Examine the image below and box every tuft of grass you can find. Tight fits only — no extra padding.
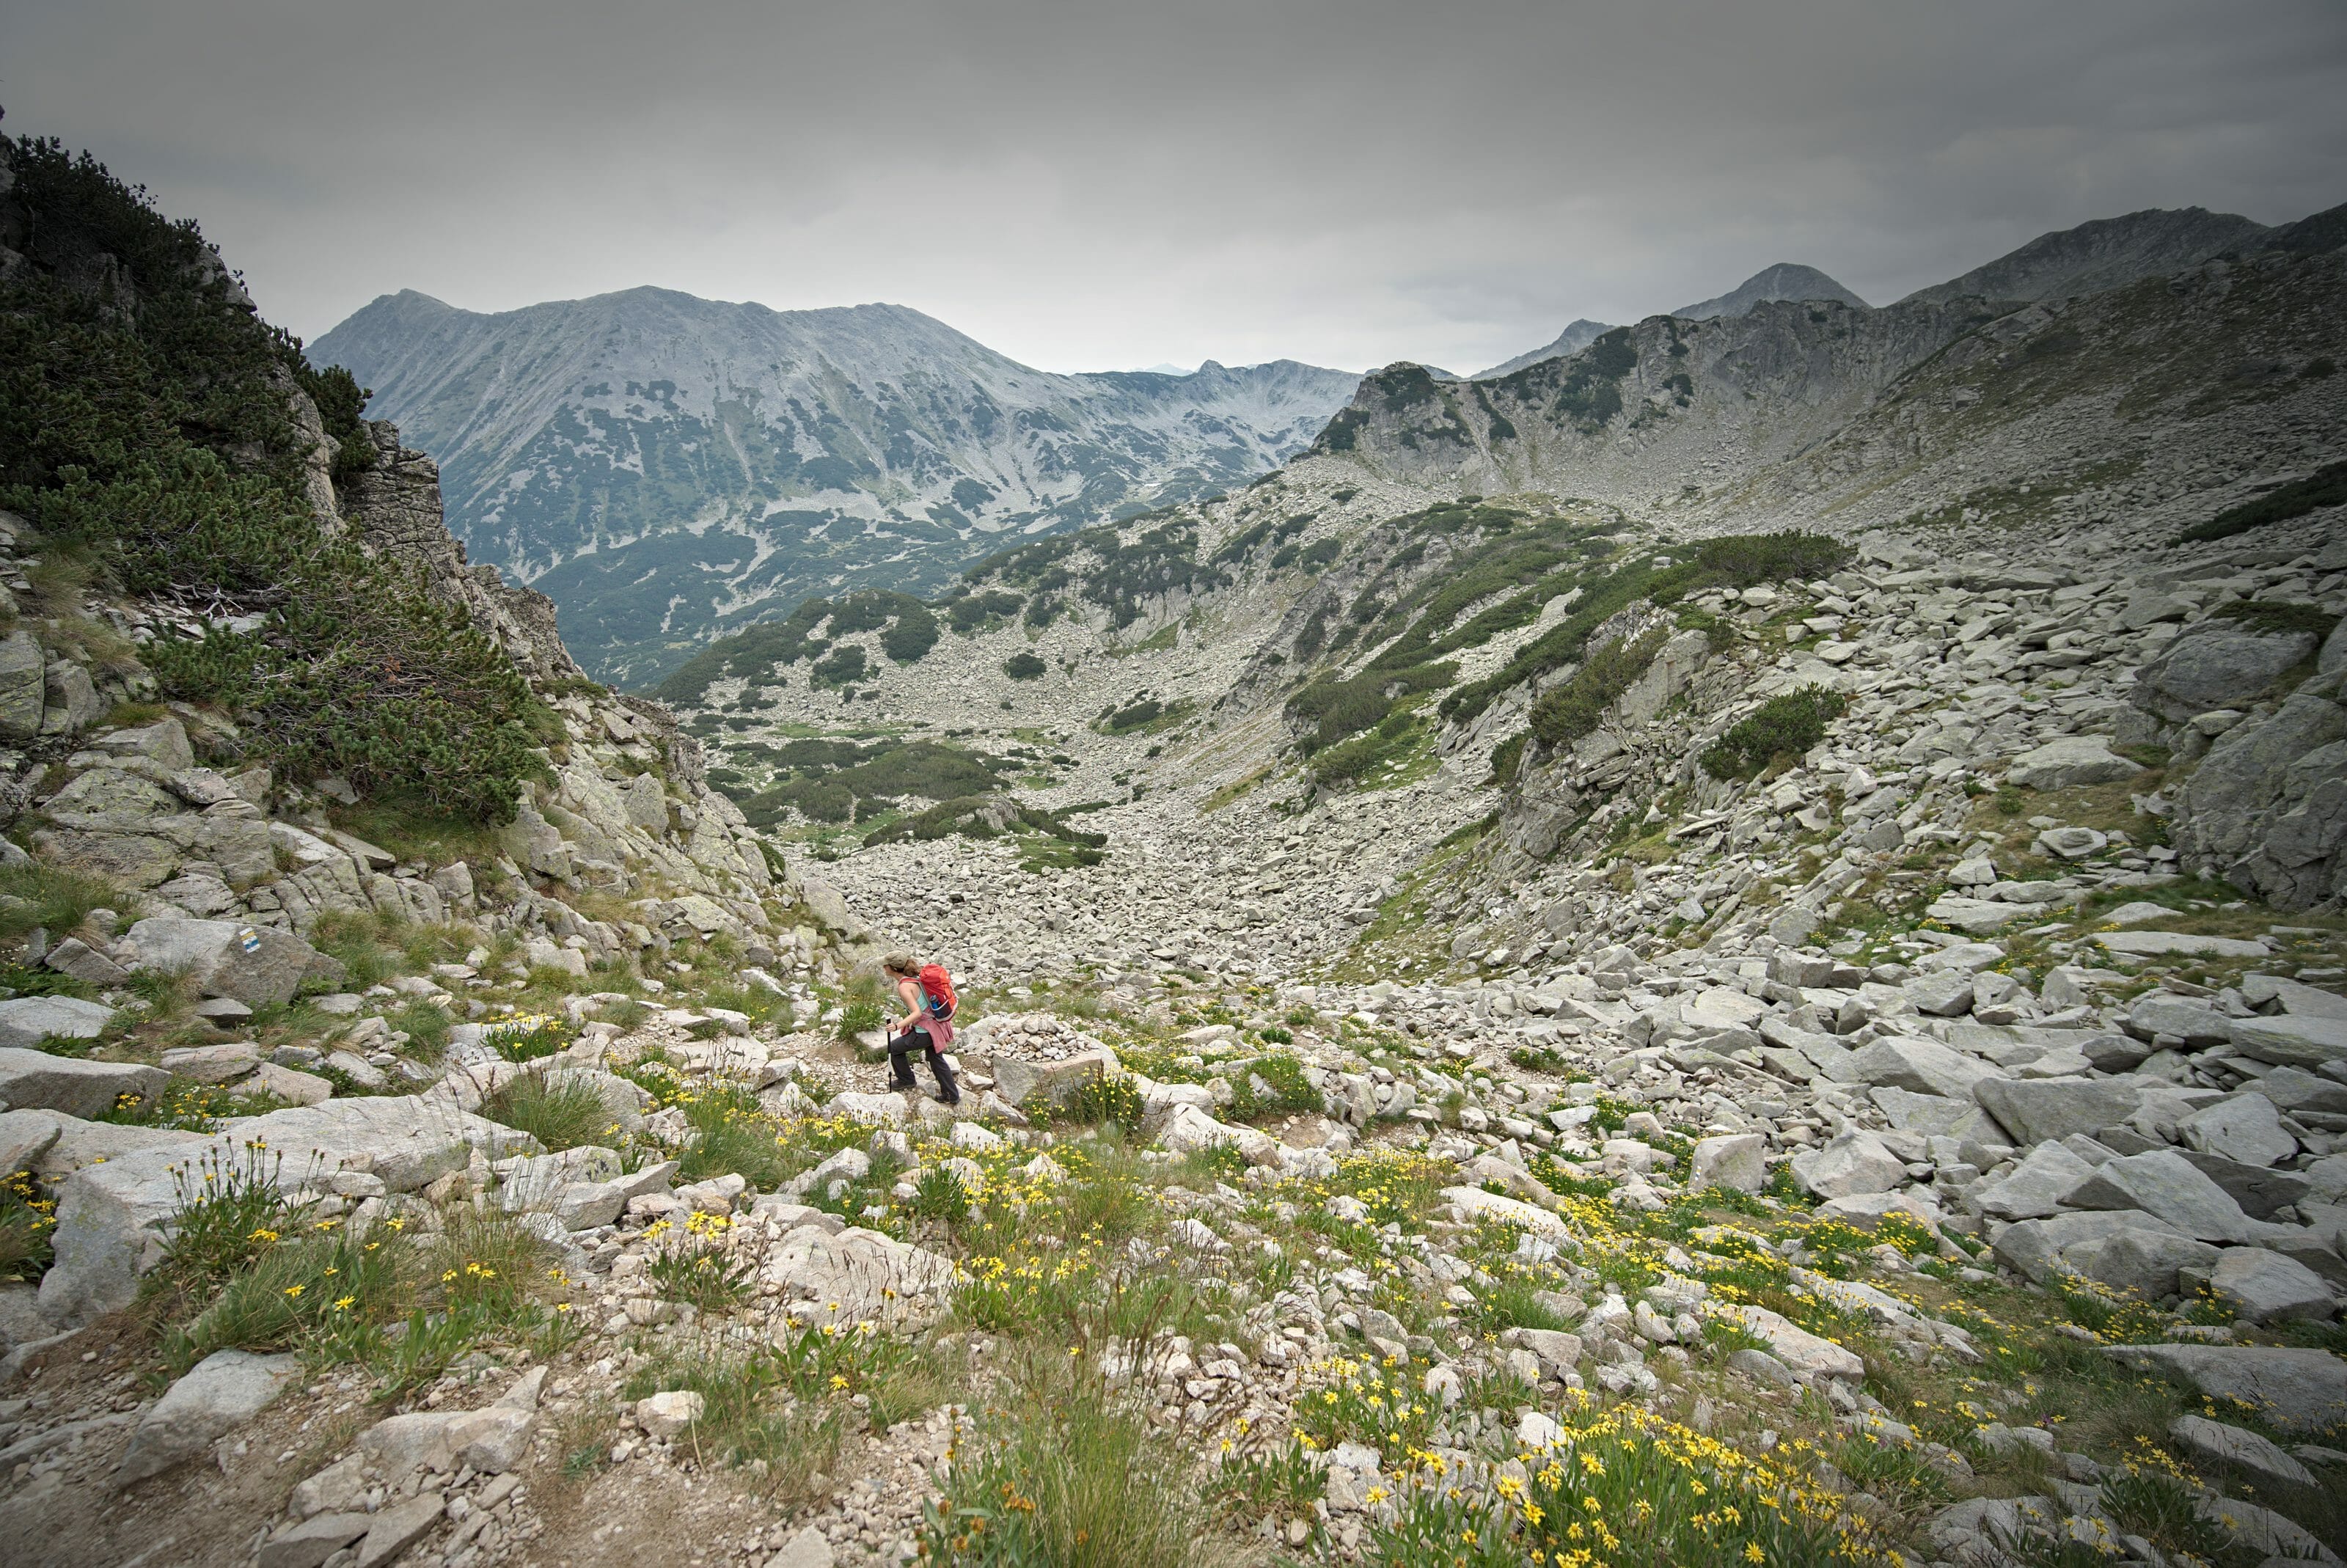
[480,1072,614,1153]
[918,1363,1242,1568]
[0,862,131,942]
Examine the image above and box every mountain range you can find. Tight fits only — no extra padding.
[310,289,1358,684]
[1465,205,2276,383]
[314,204,2305,687]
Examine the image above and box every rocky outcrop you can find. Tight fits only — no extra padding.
[2168,670,2347,910]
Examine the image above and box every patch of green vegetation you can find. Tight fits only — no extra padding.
[1442,532,1850,728]
[1097,696,1194,736]
[1001,651,1047,680]
[727,736,1014,828]
[863,796,1108,860]
[653,590,942,703]
[966,515,1229,631]
[1548,325,1639,428]
[1702,686,1848,780]
[1285,662,1454,754]
[1528,628,1664,746]
[1307,707,1434,790]
[2208,599,2340,640]
[0,136,544,819]
[2176,460,2347,543]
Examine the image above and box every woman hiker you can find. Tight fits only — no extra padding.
[883,951,962,1105]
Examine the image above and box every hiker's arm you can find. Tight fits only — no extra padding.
[895,975,921,1030]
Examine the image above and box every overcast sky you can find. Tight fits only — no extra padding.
[8,0,2345,375]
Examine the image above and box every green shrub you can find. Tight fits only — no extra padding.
[1701,686,1847,779]
[1528,629,1663,744]
[0,136,541,821]
[810,645,868,688]
[1003,651,1047,680]
[2177,460,2347,543]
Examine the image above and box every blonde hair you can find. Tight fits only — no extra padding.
[882,951,919,976]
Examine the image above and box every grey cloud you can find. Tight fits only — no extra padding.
[5,0,2342,373]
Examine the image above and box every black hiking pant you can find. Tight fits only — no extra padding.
[888,1027,960,1102]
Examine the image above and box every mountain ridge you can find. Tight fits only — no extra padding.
[310,287,1361,684]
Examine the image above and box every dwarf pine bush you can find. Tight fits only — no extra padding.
[0,133,542,821]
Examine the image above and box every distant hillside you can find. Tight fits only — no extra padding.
[310,288,1358,684]
[1897,206,2267,306]
[1672,263,1869,321]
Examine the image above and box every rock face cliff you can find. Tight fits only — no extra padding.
[311,287,1361,684]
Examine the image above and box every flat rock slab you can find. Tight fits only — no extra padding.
[2230,1014,2347,1068]
[1722,1303,1865,1382]
[2061,1149,2255,1243]
[1974,1076,2143,1146]
[2168,1413,2317,1489]
[2095,931,2270,959]
[2007,736,2144,789]
[117,1348,300,1483]
[37,1095,536,1327]
[2105,1344,2347,1432]
[0,1046,163,1118]
[0,997,119,1054]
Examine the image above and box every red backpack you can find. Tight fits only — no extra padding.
[917,964,957,1021]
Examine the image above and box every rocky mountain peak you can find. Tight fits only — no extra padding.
[1671,260,1870,320]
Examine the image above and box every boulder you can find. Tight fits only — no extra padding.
[2095,930,2271,960]
[2167,1414,2317,1490]
[38,1095,533,1326]
[2059,1150,2255,1243]
[634,1390,705,1439]
[1157,1101,1278,1167]
[2178,1094,2296,1168]
[114,917,336,1009]
[1790,1130,1906,1200]
[0,631,45,740]
[797,879,868,940]
[1992,1209,2190,1285]
[1688,1134,1765,1194]
[1844,1036,1995,1100]
[766,1527,836,1568]
[1,1107,205,1177]
[2209,1247,2337,1323]
[2133,619,2320,721]
[1902,970,1974,1017]
[2170,682,2347,912]
[2057,1227,2222,1300]
[2175,1148,2313,1220]
[1720,1304,1864,1382]
[2103,1345,2347,1432]
[1972,1077,2145,1147]
[117,1349,300,1483]
[0,997,118,1053]
[0,1046,163,1118]
[1974,1143,2097,1221]
[2230,1014,2347,1068]
[158,1042,262,1085]
[1442,1186,1574,1239]
[2127,993,2236,1046]
[359,1367,543,1475]
[989,1048,1120,1112]
[759,1223,955,1325]
[2006,736,2144,790]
